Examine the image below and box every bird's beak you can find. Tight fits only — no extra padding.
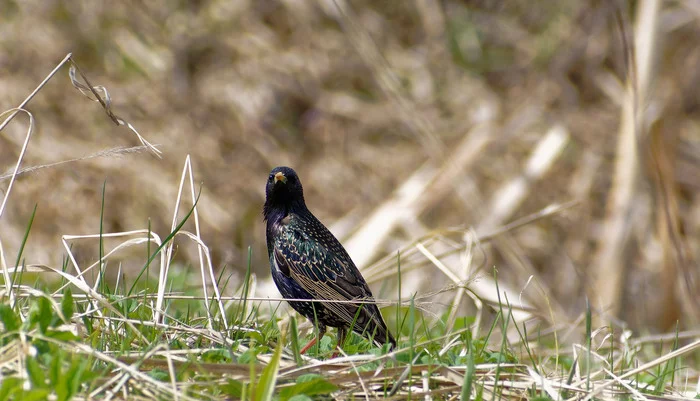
[274,172,287,184]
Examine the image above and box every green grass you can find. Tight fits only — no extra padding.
[2,239,699,400]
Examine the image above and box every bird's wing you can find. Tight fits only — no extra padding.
[273,220,379,328]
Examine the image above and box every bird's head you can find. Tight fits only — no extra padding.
[264,166,306,219]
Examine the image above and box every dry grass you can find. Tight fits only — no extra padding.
[1,0,700,399]
[1,0,698,331]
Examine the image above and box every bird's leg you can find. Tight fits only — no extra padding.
[300,325,326,355]
[331,327,347,358]
[299,336,319,354]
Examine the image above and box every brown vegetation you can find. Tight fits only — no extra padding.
[2,0,699,333]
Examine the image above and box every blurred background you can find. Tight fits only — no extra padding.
[1,0,699,333]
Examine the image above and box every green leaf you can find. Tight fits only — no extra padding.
[296,373,324,383]
[461,351,475,400]
[45,329,79,342]
[49,351,62,388]
[279,377,338,401]
[201,349,231,363]
[26,356,46,388]
[288,396,313,401]
[453,316,476,331]
[289,316,302,365]
[245,330,264,345]
[255,338,283,401]
[148,368,170,382]
[16,389,51,401]
[238,349,256,364]
[0,377,22,401]
[0,304,19,332]
[221,379,244,398]
[61,289,74,323]
[60,357,87,401]
[55,367,69,401]
[13,204,37,281]
[27,297,53,334]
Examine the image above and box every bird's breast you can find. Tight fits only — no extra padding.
[268,214,290,238]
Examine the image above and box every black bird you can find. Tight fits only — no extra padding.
[263,166,396,355]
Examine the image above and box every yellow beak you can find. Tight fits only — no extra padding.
[274,172,287,184]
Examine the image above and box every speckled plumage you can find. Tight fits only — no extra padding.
[263,166,396,352]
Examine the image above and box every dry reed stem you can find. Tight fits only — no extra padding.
[591,0,659,320]
[161,155,228,330]
[0,53,162,314]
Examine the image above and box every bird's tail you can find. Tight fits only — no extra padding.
[369,321,396,349]
[363,306,397,349]
[380,328,397,349]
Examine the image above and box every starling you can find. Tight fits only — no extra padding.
[263,166,396,355]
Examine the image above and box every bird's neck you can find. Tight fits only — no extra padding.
[264,202,310,255]
[263,201,309,226]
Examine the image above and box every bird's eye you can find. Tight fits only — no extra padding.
[268,173,274,182]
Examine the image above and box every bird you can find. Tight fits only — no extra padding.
[263,166,396,355]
